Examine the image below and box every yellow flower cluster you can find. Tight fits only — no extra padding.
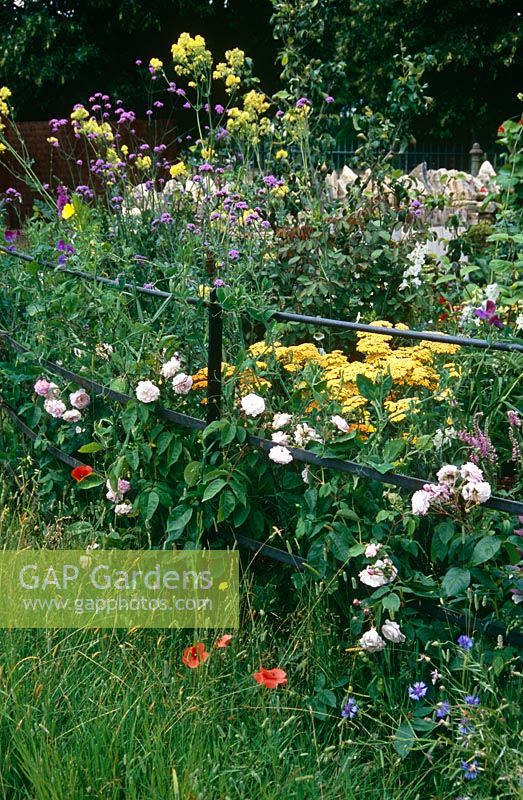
[213,48,246,93]
[248,321,460,423]
[149,58,163,72]
[171,33,213,80]
[0,86,11,150]
[72,113,114,142]
[169,161,188,180]
[135,155,152,171]
[191,363,271,393]
[226,91,271,144]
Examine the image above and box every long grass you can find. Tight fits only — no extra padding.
[0,475,521,800]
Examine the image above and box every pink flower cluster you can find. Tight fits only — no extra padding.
[411,462,492,516]
[34,379,89,425]
[106,477,133,515]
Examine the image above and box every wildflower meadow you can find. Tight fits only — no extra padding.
[0,7,522,800]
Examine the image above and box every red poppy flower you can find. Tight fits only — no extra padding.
[71,465,94,482]
[215,634,233,649]
[497,125,505,135]
[182,643,209,668]
[253,667,287,689]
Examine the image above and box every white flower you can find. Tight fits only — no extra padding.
[436,464,458,485]
[43,398,66,418]
[301,468,310,484]
[268,445,293,465]
[461,480,491,505]
[359,627,385,653]
[460,462,484,483]
[515,313,523,331]
[95,342,114,360]
[271,430,290,446]
[69,389,90,410]
[331,414,349,433]
[359,558,397,588]
[62,409,82,423]
[114,501,133,515]
[46,382,61,399]
[135,380,160,403]
[172,373,193,395]
[364,543,381,559]
[74,426,84,434]
[161,355,181,378]
[293,422,321,447]
[411,489,432,515]
[381,619,406,643]
[241,393,265,417]
[485,283,500,302]
[272,412,292,430]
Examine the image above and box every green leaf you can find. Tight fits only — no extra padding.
[203,479,227,502]
[470,536,501,566]
[442,567,471,597]
[431,521,455,563]
[166,507,193,536]
[156,431,173,455]
[76,474,105,490]
[382,592,400,612]
[217,490,236,522]
[184,461,201,487]
[356,373,377,400]
[77,442,104,454]
[394,722,415,758]
[144,491,159,521]
[121,404,138,433]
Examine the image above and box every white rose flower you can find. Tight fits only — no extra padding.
[364,543,381,559]
[44,398,66,418]
[411,489,432,515]
[359,558,397,588]
[161,355,181,378]
[241,393,265,417]
[462,480,491,505]
[271,431,290,446]
[69,389,90,410]
[172,373,193,395]
[293,422,321,447]
[135,380,160,403]
[381,619,406,643]
[272,412,292,430]
[114,501,133,515]
[460,462,484,483]
[436,464,458,485]
[268,445,293,465]
[359,627,385,653]
[62,409,82,423]
[331,414,349,433]
[301,468,310,484]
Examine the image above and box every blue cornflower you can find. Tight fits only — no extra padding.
[408,682,428,700]
[435,699,451,719]
[461,759,481,780]
[457,634,474,650]
[464,694,480,706]
[458,719,475,736]
[341,697,359,719]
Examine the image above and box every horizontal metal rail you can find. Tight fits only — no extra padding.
[1,401,521,646]
[1,330,522,516]
[2,246,523,353]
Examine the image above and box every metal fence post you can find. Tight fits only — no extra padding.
[206,287,223,424]
[469,142,483,176]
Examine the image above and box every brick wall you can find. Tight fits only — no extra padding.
[0,120,179,224]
